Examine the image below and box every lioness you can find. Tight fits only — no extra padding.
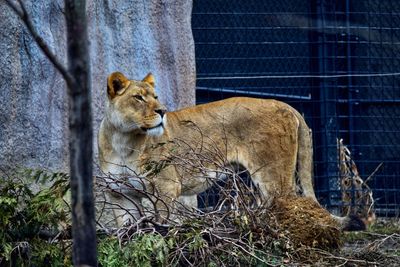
[98,72,365,230]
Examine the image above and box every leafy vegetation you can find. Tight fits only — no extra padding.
[1,169,399,266]
[98,234,171,267]
[0,169,71,266]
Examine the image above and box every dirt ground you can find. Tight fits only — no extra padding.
[325,218,400,266]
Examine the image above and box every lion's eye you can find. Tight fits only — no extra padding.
[134,95,145,102]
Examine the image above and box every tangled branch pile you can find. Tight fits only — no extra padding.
[97,165,343,266]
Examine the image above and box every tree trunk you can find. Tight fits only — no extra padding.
[64,0,97,266]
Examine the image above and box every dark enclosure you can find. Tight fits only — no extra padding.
[192,0,400,216]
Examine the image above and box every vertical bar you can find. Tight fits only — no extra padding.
[312,0,340,210]
[345,0,356,210]
[316,0,334,208]
[346,0,354,150]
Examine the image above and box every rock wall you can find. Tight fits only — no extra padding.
[0,0,196,171]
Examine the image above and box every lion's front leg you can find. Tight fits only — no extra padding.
[105,192,142,227]
[177,195,198,209]
[148,168,182,223]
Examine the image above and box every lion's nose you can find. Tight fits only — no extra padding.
[155,108,166,118]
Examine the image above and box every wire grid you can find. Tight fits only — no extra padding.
[192,0,400,216]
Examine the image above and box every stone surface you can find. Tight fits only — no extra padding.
[0,0,196,171]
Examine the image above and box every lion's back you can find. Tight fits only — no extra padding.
[166,97,300,141]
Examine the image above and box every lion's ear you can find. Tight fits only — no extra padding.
[142,73,155,87]
[107,72,130,99]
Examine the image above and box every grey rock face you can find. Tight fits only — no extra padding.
[0,0,196,171]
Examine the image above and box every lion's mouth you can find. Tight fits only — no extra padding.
[141,123,163,132]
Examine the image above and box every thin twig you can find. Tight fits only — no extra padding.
[364,162,383,184]
[318,250,379,266]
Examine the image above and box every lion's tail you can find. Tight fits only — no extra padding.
[294,110,366,231]
[294,110,316,201]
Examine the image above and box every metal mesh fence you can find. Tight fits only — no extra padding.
[192,0,400,216]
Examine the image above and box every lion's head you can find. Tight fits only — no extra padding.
[105,72,167,136]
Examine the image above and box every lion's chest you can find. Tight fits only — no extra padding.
[101,151,145,193]
[102,154,139,175]
[101,132,142,176]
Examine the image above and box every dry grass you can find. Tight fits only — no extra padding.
[272,196,342,250]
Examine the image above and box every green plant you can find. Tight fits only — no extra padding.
[98,234,170,267]
[0,169,71,266]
